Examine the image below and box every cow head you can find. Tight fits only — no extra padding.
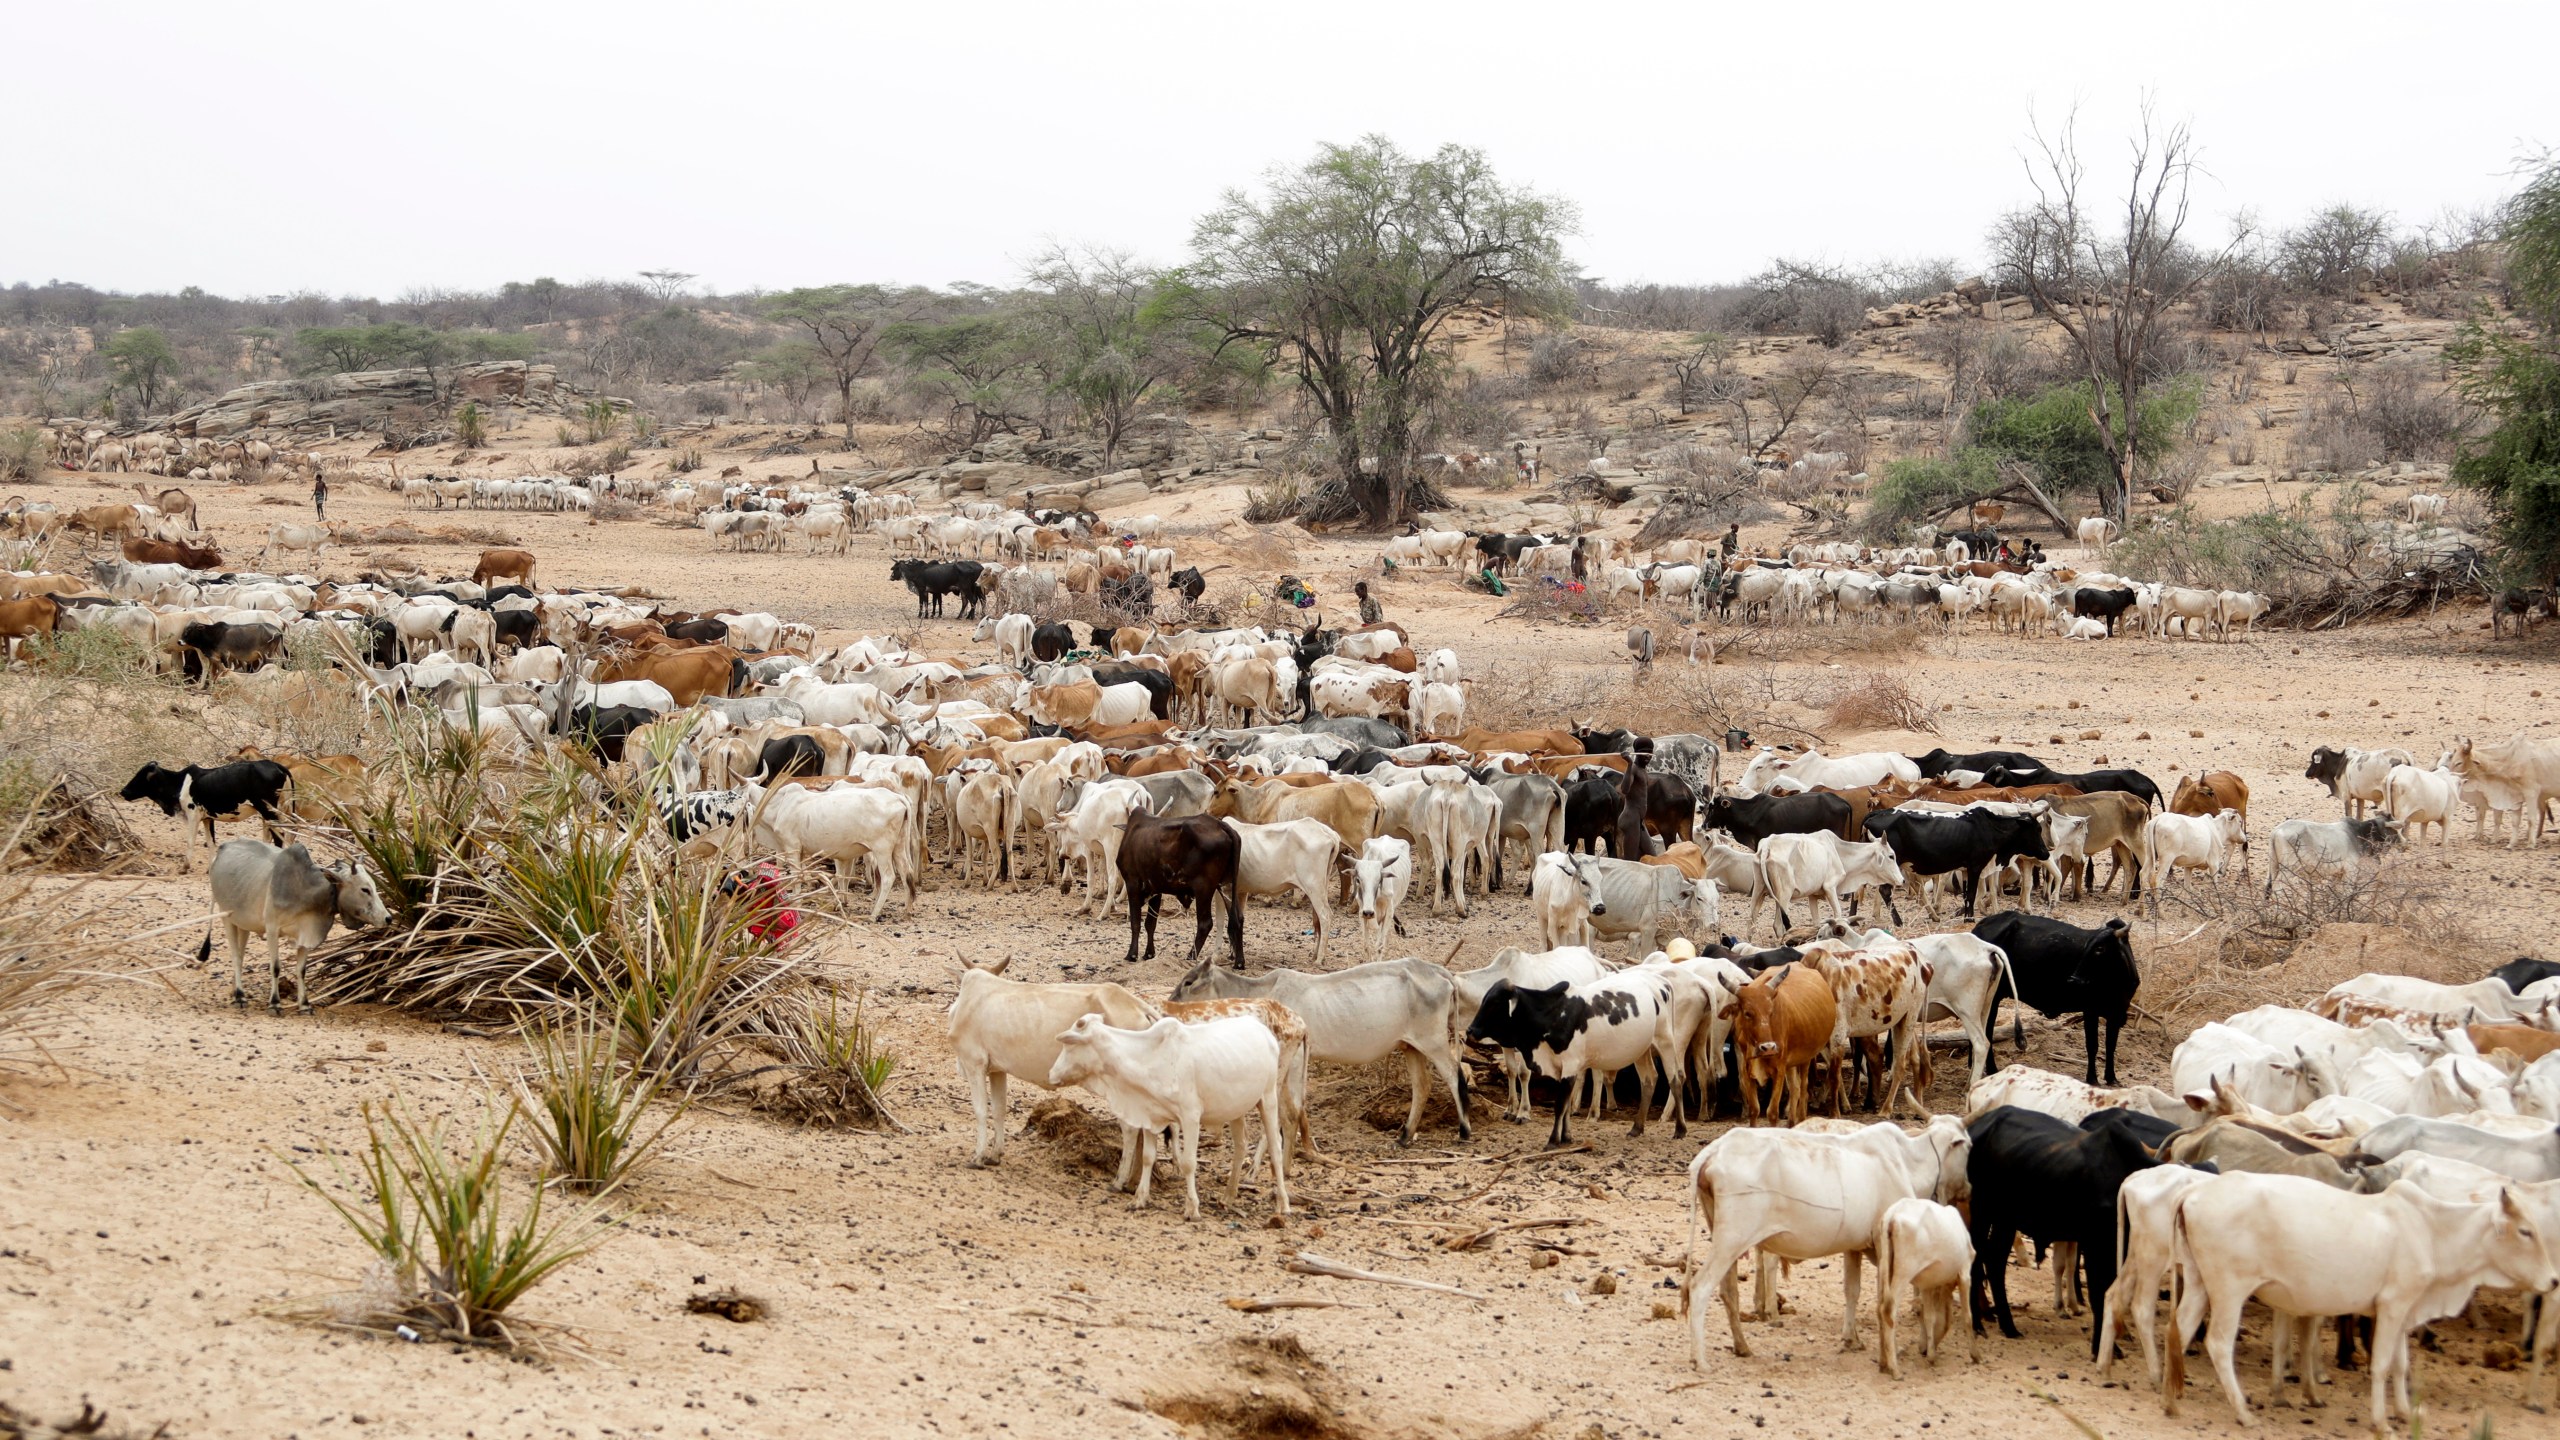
[2304,745,2348,794]
[2346,817,2405,856]
[1725,964,1790,1058]
[119,761,184,813]
[328,862,391,929]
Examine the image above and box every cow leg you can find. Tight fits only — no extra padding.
[1840,1248,1865,1350]
[1399,1049,1428,1145]
[2082,1012,2103,1085]
[963,1066,999,1166]
[1547,1083,1572,1148]
[1175,1111,1204,1221]
[1656,1046,1688,1138]
[1183,888,1218,970]
[1877,1258,1903,1377]
[1260,1091,1290,1215]
[266,928,286,1014]
[226,924,249,1008]
[2100,1013,2122,1088]
[1122,893,1148,966]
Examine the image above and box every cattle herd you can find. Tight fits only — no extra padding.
[8,472,2560,1433]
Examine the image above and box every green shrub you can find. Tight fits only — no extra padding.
[288,1096,614,1350]
[455,402,488,450]
[515,1013,684,1195]
[0,426,47,483]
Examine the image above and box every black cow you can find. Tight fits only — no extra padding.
[1168,566,1207,606]
[1965,1105,2161,1353]
[1465,976,1682,1145]
[561,704,657,764]
[361,617,400,666]
[1332,747,1398,776]
[175,620,284,684]
[1088,624,1116,650]
[887,559,985,618]
[1563,773,1625,855]
[1862,809,2048,918]
[1971,911,2139,1085]
[484,585,535,604]
[664,615,730,644]
[1981,763,2162,811]
[120,760,292,849]
[1910,747,2044,780]
[1030,623,1077,663]
[1090,663,1175,721]
[1573,724,1642,757]
[1114,812,1244,967]
[1102,570,1153,617]
[753,734,828,781]
[491,608,542,651]
[2071,587,2138,635]
[1701,791,1853,851]
[2489,956,2560,994]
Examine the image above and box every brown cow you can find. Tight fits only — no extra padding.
[2170,770,2250,823]
[1,595,68,663]
[66,503,146,541]
[1723,962,1839,1127]
[2467,1023,2560,1064]
[230,746,369,821]
[1376,646,1418,674]
[0,573,89,601]
[1455,727,1581,758]
[591,647,737,707]
[471,548,538,590]
[2041,791,2152,900]
[1641,841,1708,880]
[1108,626,1152,656]
[122,533,224,569]
[1505,752,1629,781]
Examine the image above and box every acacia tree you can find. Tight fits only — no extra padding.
[761,284,928,442]
[103,327,179,414]
[2452,155,2560,576]
[1186,137,1573,526]
[1023,246,1195,470]
[1992,105,2238,522]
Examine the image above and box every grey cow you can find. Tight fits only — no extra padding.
[195,839,389,1012]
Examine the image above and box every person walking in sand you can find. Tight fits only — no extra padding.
[311,470,329,522]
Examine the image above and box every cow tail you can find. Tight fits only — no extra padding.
[2163,1204,2191,1412]
[194,930,212,967]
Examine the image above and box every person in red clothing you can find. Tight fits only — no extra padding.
[719,863,800,949]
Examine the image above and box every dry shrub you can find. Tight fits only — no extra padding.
[1466,662,1810,745]
[737,983,902,1130]
[1146,1337,1367,1440]
[1821,668,1939,735]
[2143,859,2475,1026]
[0,1397,172,1440]
[437,524,518,547]
[1723,618,1936,665]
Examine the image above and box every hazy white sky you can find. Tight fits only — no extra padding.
[19,1,2550,300]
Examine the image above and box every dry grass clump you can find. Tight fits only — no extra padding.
[1466,662,1813,747]
[281,1096,614,1356]
[1820,668,1939,735]
[2143,859,2475,1024]
[738,984,903,1130]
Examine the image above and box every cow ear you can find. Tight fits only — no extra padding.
[1717,999,1739,1019]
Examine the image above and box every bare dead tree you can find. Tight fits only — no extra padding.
[1994,104,2242,522]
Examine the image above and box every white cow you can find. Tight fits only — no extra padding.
[1223,817,1342,966]
[946,958,1158,1165]
[2164,1173,2557,1431]
[1047,1014,1289,1220]
[2382,753,2461,845]
[1171,956,1469,1149]
[1683,1118,1971,1367]
[1874,1197,1978,1378]
[740,781,915,920]
[1349,836,1412,963]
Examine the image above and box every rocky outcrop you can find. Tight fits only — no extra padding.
[160,362,581,438]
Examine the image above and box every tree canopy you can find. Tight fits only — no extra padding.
[2452,156,2560,577]
[1184,136,1574,526]
[102,327,178,414]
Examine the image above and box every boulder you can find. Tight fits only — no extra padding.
[161,362,576,438]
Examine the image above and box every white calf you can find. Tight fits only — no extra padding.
[1874,1197,1978,1378]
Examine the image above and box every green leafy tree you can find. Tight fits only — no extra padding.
[761,285,929,440]
[1023,247,1197,469]
[2452,156,2560,576]
[744,342,829,422]
[1970,379,2202,500]
[103,327,179,413]
[1183,136,1574,526]
[886,311,1044,446]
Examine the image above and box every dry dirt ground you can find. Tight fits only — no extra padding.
[4,465,2558,1440]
